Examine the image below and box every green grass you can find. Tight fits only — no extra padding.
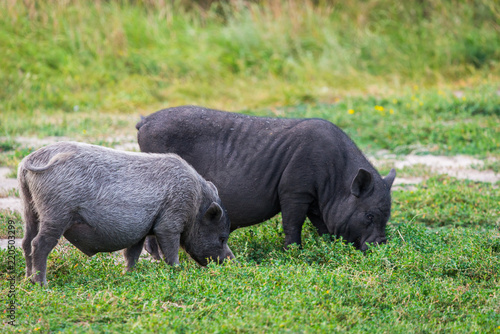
[1,0,499,114]
[1,84,499,158]
[1,177,498,332]
[0,210,22,239]
[277,84,500,155]
[1,1,500,332]
[392,176,499,228]
[0,145,35,179]
[1,213,499,332]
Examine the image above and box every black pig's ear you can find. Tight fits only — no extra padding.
[384,168,396,189]
[351,168,374,198]
[204,202,223,222]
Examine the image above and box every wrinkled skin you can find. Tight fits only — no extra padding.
[137,106,396,254]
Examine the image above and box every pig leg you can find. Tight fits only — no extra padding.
[123,237,146,271]
[19,175,38,279]
[153,212,183,265]
[30,223,65,286]
[144,236,162,260]
[21,204,39,279]
[307,213,329,236]
[280,201,309,247]
[154,230,181,265]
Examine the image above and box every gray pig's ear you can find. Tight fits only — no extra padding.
[384,168,396,189]
[204,202,223,222]
[351,168,373,198]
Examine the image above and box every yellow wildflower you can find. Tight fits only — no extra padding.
[374,105,384,112]
[348,109,355,114]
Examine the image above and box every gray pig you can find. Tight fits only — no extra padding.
[137,106,396,254]
[18,141,234,286]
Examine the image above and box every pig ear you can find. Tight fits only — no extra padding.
[204,202,223,222]
[384,168,396,189]
[351,168,373,198]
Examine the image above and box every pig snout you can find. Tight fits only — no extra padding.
[191,243,235,266]
[222,244,235,262]
[212,244,235,265]
[360,237,387,252]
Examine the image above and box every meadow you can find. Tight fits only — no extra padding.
[1,1,499,332]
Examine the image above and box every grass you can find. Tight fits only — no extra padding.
[0,210,21,239]
[274,84,500,156]
[1,0,499,332]
[393,176,499,228]
[1,0,499,115]
[1,84,499,158]
[1,168,498,332]
[1,209,499,332]
[0,146,36,179]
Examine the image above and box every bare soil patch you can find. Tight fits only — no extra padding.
[9,135,139,152]
[371,154,499,189]
[0,167,18,193]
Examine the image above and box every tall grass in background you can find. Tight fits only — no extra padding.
[0,0,499,114]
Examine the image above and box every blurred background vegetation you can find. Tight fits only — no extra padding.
[1,0,499,116]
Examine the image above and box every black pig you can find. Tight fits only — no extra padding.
[137,106,395,254]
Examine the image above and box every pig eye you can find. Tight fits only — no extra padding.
[366,213,374,224]
[219,237,226,244]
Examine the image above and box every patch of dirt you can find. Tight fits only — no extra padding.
[108,137,140,152]
[395,155,498,183]
[391,177,424,191]
[371,154,499,184]
[0,197,22,213]
[0,167,18,192]
[0,167,21,214]
[0,238,18,249]
[5,135,140,152]
[12,136,74,148]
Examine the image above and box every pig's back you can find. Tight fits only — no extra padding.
[137,106,347,226]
